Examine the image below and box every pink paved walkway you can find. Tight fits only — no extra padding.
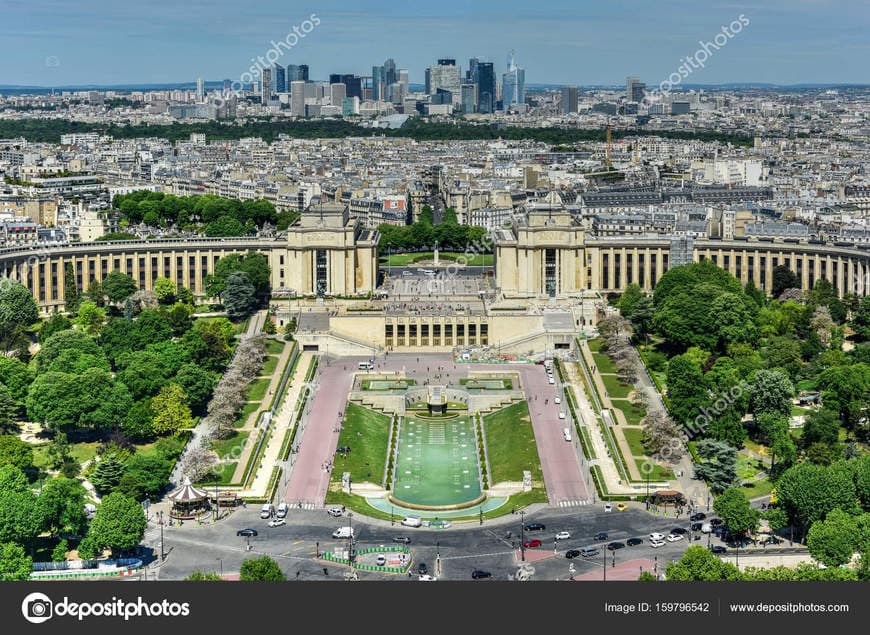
[573,558,657,581]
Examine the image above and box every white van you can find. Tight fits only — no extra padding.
[358,361,374,371]
[260,503,274,519]
[332,526,354,539]
[562,427,572,442]
[401,516,422,528]
[276,502,289,518]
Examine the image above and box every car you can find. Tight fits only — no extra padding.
[376,555,386,566]
[626,537,643,546]
[558,412,566,420]
[548,378,555,385]
[418,574,437,581]
[690,512,707,521]
[649,532,665,541]
[554,397,562,404]
[670,527,687,535]
[580,547,600,557]
[471,570,492,579]
[691,522,703,532]
[236,528,258,537]
[607,541,626,550]
[701,523,713,534]
[565,549,582,559]
[593,532,609,541]
[709,518,724,526]
[417,562,428,575]
[555,531,571,540]
[326,506,343,517]
[524,522,546,531]
[649,539,665,548]
[392,536,411,545]
[616,503,628,512]
[267,518,286,527]
[710,545,728,554]
[666,533,683,542]
[402,271,413,277]
[523,539,542,548]
[604,503,613,512]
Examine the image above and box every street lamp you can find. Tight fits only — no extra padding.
[519,510,526,562]
[159,510,165,561]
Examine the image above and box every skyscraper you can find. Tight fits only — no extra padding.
[290,80,306,116]
[561,86,578,114]
[274,64,286,93]
[222,79,232,94]
[196,77,204,101]
[260,67,272,103]
[372,59,397,101]
[476,62,496,113]
[330,83,347,106]
[501,51,525,109]
[287,64,309,82]
[426,59,461,105]
[626,76,645,102]
[398,69,409,99]
[461,83,477,114]
[467,58,479,83]
[329,74,362,99]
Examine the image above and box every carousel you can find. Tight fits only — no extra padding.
[167,477,210,520]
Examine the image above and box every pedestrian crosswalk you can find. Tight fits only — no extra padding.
[556,499,592,508]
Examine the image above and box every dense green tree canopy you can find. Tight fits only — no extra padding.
[239,556,286,581]
[713,487,760,534]
[0,542,32,581]
[83,492,146,555]
[102,271,138,304]
[0,280,38,339]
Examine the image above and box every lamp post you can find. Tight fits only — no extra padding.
[519,510,526,562]
[159,510,165,561]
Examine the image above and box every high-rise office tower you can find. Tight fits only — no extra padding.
[502,51,525,109]
[561,86,578,114]
[372,65,384,100]
[330,83,347,105]
[461,83,477,114]
[398,69,409,99]
[290,80,306,116]
[372,59,397,101]
[222,79,232,94]
[287,64,309,82]
[476,62,496,113]
[329,74,362,99]
[274,64,286,93]
[383,58,397,86]
[467,58,480,83]
[196,77,204,101]
[626,76,645,102]
[260,67,272,103]
[426,59,461,105]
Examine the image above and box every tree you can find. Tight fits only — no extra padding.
[52,538,69,562]
[173,364,217,414]
[817,364,870,436]
[26,368,132,433]
[116,350,173,401]
[772,265,800,298]
[222,271,257,319]
[206,251,270,300]
[0,542,32,581]
[75,300,106,335]
[239,556,285,581]
[123,400,154,441]
[0,385,18,432]
[665,354,707,426]
[693,439,738,493]
[35,329,106,375]
[116,453,172,500]
[102,271,138,305]
[186,571,223,580]
[617,284,644,319]
[629,296,655,341]
[0,434,33,472]
[150,385,193,435]
[153,277,177,305]
[851,295,870,342]
[713,487,760,535]
[38,477,88,537]
[165,302,193,335]
[205,215,247,237]
[86,279,105,307]
[776,462,858,537]
[40,313,72,342]
[0,466,41,545]
[807,509,858,568]
[64,262,81,313]
[801,408,841,449]
[665,546,741,581]
[0,279,38,338]
[89,454,126,494]
[84,492,146,556]
[749,369,793,421]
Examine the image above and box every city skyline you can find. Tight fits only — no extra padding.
[2,0,869,87]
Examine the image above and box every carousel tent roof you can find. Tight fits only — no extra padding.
[167,477,209,503]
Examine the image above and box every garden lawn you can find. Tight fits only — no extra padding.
[483,401,543,484]
[739,478,774,499]
[591,353,619,375]
[601,374,632,399]
[634,459,674,480]
[265,339,285,355]
[234,402,261,428]
[587,339,603,353]
[211,431,250,459]
[330,403,391,485]
[622,427,646,457]
[198,462,239,486]
[246,377,271,402]
[610,399,646,426]
[260,355,280,376]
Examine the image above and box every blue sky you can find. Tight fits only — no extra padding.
[1,0,868,86]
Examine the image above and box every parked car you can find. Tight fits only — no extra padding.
[376,555,386,566]
[666,533,683,542]
[554,397,562,404]
[565,549,581,559]
[616,503,628,511]
[237,528,258,537]
[691,522,703,532]
[604,503,613,512]
[326,506,343,517]
[648,532,665,541]
[558,412,566,420]
[649,539,665,548]
[471,570,492,579]
[524,522,546,531]
[670,527,687,535]
[709,518,724,526]
[392,536,411,545]
[710,545,728,554]
[267,518,286,528]
[701,523,713,534]
[593,532,609,541]
[418,575,437,581]
[417,562,428,575]
[626,537,643,546]
[523,539,543,548]
[690,512,706,521]
[555,531,571,540]
[607,541,626,550]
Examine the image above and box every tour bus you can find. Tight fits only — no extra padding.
[358,361,374,370]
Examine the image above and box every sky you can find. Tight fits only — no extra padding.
[1,0,869,87]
